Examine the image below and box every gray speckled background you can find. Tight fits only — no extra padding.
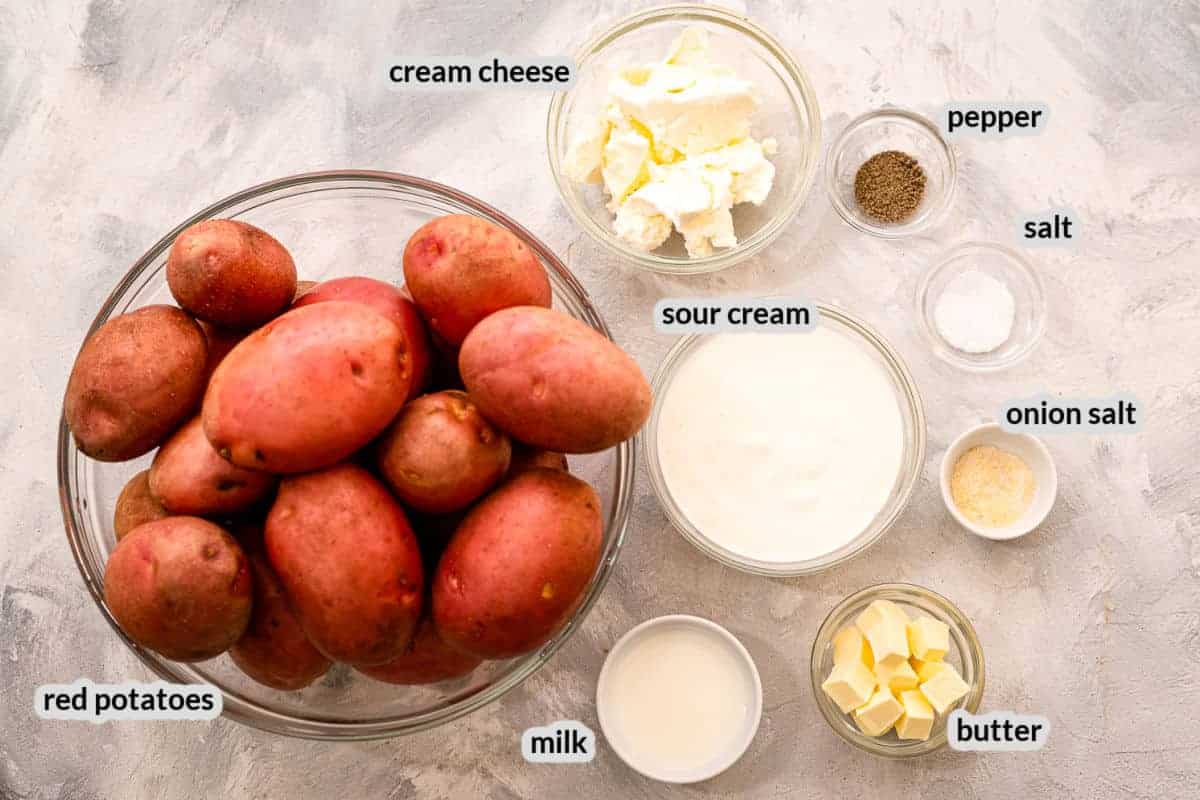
[3,0,1199,797]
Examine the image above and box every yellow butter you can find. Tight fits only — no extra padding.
[857,600,910,668]
[855,599,908,633]
[853,687,904,737]
[820,660,877,714]
[919,662,970,715]
[911,658,952,683]
[832,625,873,668]
[907,616,950,662]
[874,658,919,693]
[895,690,935,741]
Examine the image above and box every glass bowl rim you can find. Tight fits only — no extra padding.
[545,2,823,275]
[641,304,927,576]
[824,107,958,239]
[809,582,986,758]
[57,169,636,740]
[915,240,1046,371]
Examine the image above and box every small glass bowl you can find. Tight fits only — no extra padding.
[917,241,1046,371]
[546,3,822,274]
[643,306,926,576]
[825,108,957,238]
[810,583,985,758]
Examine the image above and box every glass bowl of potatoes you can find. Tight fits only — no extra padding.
[58,170,636,739]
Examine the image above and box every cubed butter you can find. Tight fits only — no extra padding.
[820,661,877,713]
[853,687,904,737]
[912,658,951,683]
[858,600,910,668]
[874,658,919,693]
[854,603,884,635]
[895,690,935,741]
[919,662,970,714]
[907,616,950,662]
[832,625,873,668]
[854,599,908,634]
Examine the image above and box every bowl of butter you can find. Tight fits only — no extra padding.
[547,3,821,274]
[810,583,985,757]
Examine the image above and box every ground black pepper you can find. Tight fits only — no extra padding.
[853,150,926,224]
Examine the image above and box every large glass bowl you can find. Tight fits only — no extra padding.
[57,171,635,740]
[547,3,822,274]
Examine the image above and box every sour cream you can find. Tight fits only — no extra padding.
[655,328,905,564]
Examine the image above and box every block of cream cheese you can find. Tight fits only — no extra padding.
[895,690,936,741]
[856,600,910,668]
[820,660,876,714]
[563,27,777,257]
[919,662,970,714]
[832,625,874,668]
[853,687,904,737]
[907,616,950,662]
[874,658,919,693]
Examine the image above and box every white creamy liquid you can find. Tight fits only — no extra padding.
[656,329,905,563]
[601,625,754,774]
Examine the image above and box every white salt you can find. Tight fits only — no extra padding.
[934,270,1015,353]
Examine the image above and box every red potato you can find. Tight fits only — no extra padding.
[113,470,170,540]
[231,552,332,690]
[149,416,276,516]
[292,276,432,401]
[402,214,551,346]
[104,517,251,661]
[65,305,208,461]
[198,321,247,384]
[459,307,651,453]
[265,464,424,665]
[166,219,297,329]
[509,444,569,476]
[203,301,413,473]
[375,390,511,514]
[357,615,481,685]
[433,469,603,659]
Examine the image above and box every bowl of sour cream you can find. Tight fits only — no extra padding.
[645,305,926,576]
[546,4,821,274]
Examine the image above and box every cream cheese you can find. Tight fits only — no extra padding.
[565,27,777,257]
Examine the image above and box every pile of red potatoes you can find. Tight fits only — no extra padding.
[65,214,651,690]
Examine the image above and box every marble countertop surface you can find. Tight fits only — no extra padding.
[3,0,1198,797]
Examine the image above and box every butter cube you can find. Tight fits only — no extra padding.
[853,687,904,737]
[857,601,909,668]
[820,661,877,713]
[854,599,908,634]
[874,658,919,693]
[832,625,873,668]
[919,662,970,714]
[907,616,950,662]
[912,658,951,683]
[895,690,935,741]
